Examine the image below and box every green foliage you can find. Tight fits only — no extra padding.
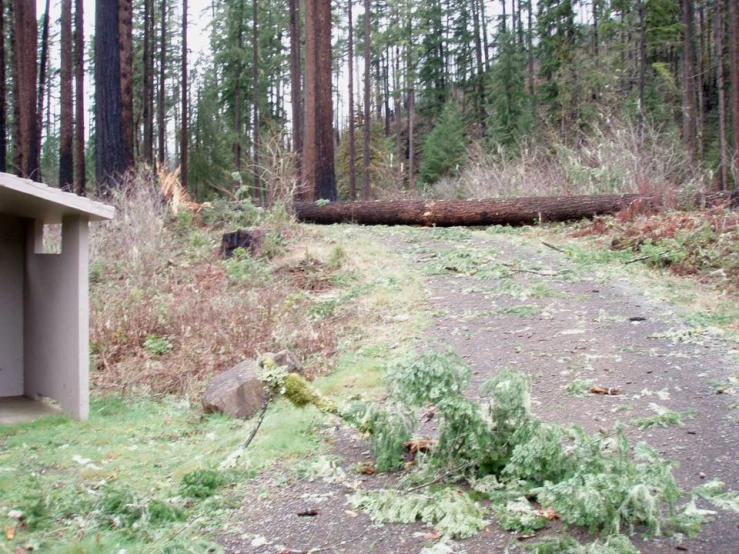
[349,488,487,538]
[143,334,173,356]
[564,378,595,396]
[521,534,639,554]
[385,350,471,408]
[631,403,697,430]
[348,402,416,472]
[419,102,467,186]
[493,497,548,534]
[180,469,225,499]
[224,247,271,286]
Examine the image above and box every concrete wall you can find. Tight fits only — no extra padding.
[24,215,90,420]
[0,216,24,397]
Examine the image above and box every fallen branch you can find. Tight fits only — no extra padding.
[541,241,568,254]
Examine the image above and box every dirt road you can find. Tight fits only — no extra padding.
[220,227,739,554]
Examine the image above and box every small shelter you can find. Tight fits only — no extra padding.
[0,173,114,420]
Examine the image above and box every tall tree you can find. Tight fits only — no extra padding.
[181,0,188,191]
[362,0,371,200]
[252,0,261,199]
[158,0,167,165]
[74,0,85,194]
[729,0,739,178]
[37,0,50,179]
[715,0,728,190]
[348,0,357,199]
[682,0,697,156]
[14,0,39,180]
[142,0,154,164]
[95,0,127,191]
[60,0,74,190]
[289,0,302,170]
[303,0,337,201]
[119,0,134,165]
[234,0,244,174]
[0,0,6,173]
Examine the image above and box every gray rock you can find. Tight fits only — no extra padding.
[202,350,305,419]
[202,360,268,419]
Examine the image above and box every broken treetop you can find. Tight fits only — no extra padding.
[0,172,115,224]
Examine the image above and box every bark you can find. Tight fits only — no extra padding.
[637,0,646,138]
[181,0,188,192]
[142,0,154,165]
[234,0,244,173]
[362,0,371,200]
[95,0,127,192]
[682,0,697,157]
[302,0,337,201]
[348,0,356,200]
[158,0,167,165]
[75,0,86,194]
[37,0,50,177]
[119,0,134,166]
[729,0,739,178]
[479,0,490,72]
[60,0,74,190]
[716,0,728,190]
[293,195,657,227]
[0,0,6,173]
[289,0,302,171]
[252,0,261,200]
[14,0,39,180]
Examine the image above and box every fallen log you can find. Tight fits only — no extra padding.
[293,194,655,227]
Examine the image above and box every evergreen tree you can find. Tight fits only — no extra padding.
[419,101,466,185]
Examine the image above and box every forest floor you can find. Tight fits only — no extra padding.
[218,224,739,554]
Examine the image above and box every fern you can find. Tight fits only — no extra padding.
[349,488,487,538]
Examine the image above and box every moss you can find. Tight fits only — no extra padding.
[283,373,339,415]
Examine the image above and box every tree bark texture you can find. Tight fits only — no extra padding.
[158,0,167,165]
[347,0,356,200]
[303,0,337,201]
[682,0,697,157]
[181,0,188,191]
[289,0,302,171]
[362,0,371,200]
[14,0,39,180]
[60,0,74,190]
[74,0,86,194]
[119,0,134,165]
[95,0,127,192]
[716,0,728,190]
[142,0,154,165]
[0,0,6,173]
[252,0,261,200]
[37,0,50,177]
[729,0,739,178]
[293,195,657,227]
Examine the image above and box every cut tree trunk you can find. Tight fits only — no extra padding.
[293,195,657,227]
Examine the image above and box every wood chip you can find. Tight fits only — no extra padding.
[590,386,621,395]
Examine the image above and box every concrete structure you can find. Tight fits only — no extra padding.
[0,173,114,420]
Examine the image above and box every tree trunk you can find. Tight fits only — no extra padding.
[729,0,739,180]
[293,195,656,227]
[527,0,534,95]
[95,0,127,192]
[119,0,134,166]
[302,0,337,201]
[37,0,50,180]
[234,0,244,174]
[0,0,6,173]
[362,0,371,200]
[252,0,261,201]
[348,0,356,200]
[181,0,188,192]
[289,0,302,173]
[14,0,39,180]
[682,0,697,157]
[716,0,728,190]
[479,0,490,72]
[158,0,167,165]
[74,0,86,194]
[637,0,646,138]
[142,0,153,165]
[60,0,74,190]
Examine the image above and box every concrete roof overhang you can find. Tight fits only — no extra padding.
[0,172,115,223]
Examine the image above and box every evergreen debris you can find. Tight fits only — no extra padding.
[272,350,737,548]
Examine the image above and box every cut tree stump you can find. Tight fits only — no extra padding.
[293,194,656,227]
[221,228,266,258]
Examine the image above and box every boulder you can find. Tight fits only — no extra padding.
[202,360,268,419]
[202,350,306,419]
